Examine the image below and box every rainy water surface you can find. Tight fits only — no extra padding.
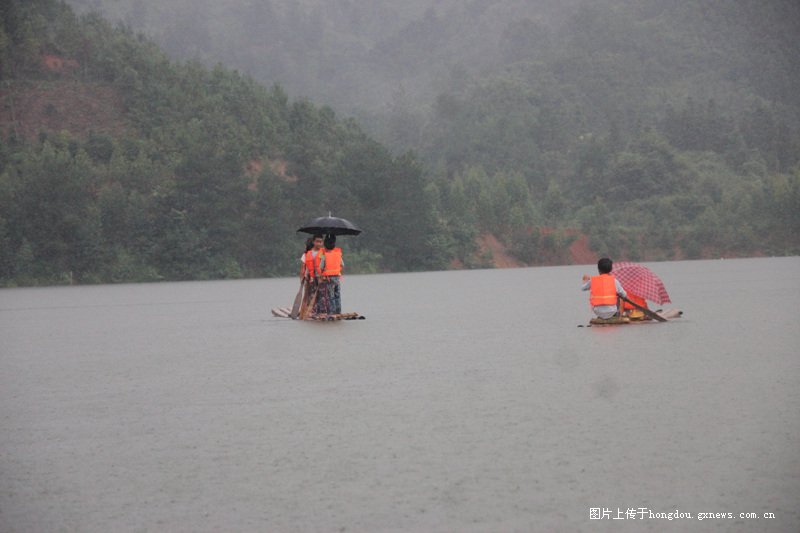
[1,257,798,532]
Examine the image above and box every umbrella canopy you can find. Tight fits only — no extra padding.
[612,262,672,304]
[297,215,362,236]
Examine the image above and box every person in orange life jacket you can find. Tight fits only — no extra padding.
[622,293,648,320]
[299,237,314,279]
[314,234,344,315]
[304,235,325,281]
[300,235,325,317]
[581,257,627,319]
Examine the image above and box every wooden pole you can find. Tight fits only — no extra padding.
[290,279,305,319]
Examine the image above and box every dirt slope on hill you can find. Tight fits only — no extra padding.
[0,79,128,141]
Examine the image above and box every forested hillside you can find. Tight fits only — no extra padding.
[0,0,443,286]
[1,0,799,286]
[63,0,800,265]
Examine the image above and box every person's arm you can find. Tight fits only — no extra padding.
[615,279,627,298]
[581,274,590,291]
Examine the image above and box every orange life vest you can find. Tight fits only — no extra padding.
[322,247,342,276]
[589,274,618,307]
[305,249,323,279]
[623,294,647,310]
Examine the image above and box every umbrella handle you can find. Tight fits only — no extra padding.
[620,295,667,322]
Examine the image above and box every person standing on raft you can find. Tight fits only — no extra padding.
[581,257,627,319]
[314,234,344,316]
[304,235,325,281]
[299,237,314,279]
[299,235,325,318]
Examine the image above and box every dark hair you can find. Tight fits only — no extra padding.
[313,234,324,241]
[305,238,314,252]
[597,257,613,274]
[324,234,336,250]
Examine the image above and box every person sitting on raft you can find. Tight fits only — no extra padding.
[622,293,648,320]
[581,257,627,319]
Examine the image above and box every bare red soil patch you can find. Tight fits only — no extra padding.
[0,80,128,141]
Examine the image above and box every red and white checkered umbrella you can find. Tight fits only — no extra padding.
[612,262,671,304]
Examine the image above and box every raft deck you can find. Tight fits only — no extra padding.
[271,307,365,320]
[589,316,631,326]
[587,309,683,326]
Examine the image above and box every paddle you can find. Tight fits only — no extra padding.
[290,279,305,319]
[620,295,667,322]
[300,281,317,320]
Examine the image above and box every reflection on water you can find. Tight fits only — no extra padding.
[1,257,798,531]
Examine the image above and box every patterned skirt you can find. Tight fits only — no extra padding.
[313,276,341,315]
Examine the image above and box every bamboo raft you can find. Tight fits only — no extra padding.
[589,316,631,325]
[271,307,365,321]
[586,308,682,326]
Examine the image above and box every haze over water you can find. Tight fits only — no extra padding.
[1,257,798,531]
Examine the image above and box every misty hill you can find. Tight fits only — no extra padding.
[66,0,800,259]
[64,1,799,121]
[63,0,585,113]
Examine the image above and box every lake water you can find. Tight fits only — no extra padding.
[1,257,798,532]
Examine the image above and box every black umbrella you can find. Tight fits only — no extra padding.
[297,215,362,236]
